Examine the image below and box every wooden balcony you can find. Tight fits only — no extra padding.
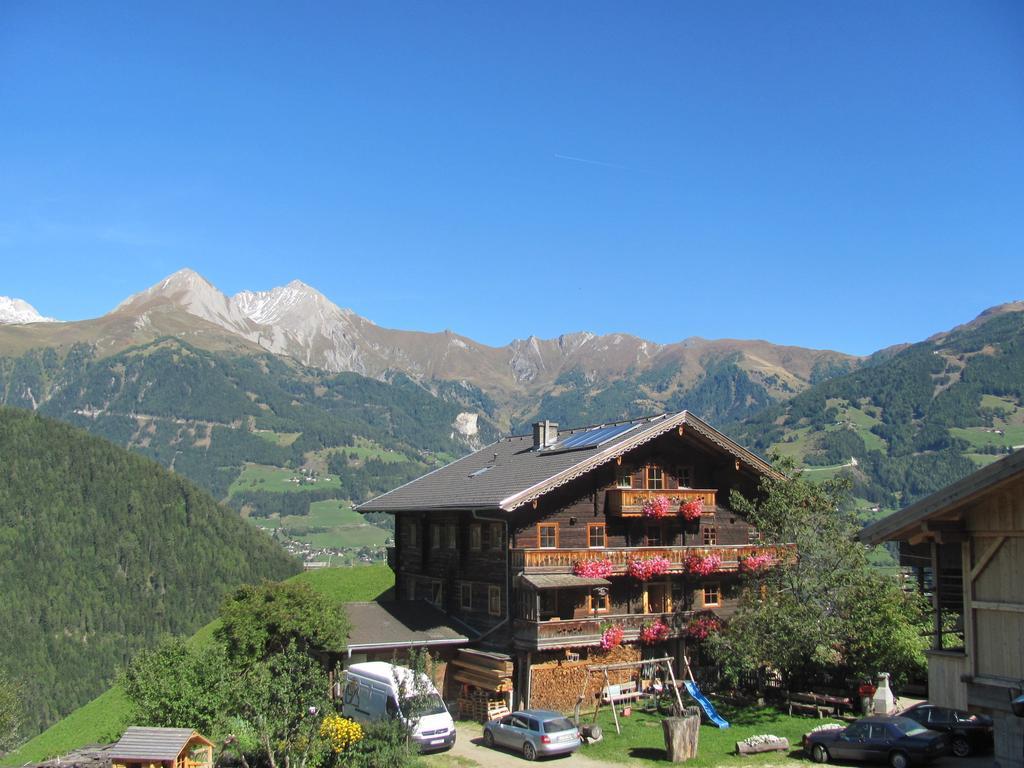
[513,611,693,650]
[510,544,794,574]
[606,488,716,516]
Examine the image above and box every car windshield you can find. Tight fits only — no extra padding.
[543,717,576,733]
[417,696,446,720]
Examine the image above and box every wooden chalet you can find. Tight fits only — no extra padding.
[357,411,790,709]
[861,450,1024,768]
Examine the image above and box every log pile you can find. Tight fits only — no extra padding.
[452,649,513,723]
[450,649,513,692]
[530,645,641,713]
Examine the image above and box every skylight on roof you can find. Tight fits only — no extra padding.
[546,422,639,452]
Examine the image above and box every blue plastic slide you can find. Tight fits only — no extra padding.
[683,680,730,728]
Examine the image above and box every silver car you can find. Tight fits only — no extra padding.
[483,709,581,760]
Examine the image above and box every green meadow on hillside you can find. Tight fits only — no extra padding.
[1,565,395,767]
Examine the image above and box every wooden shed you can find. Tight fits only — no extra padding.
[110,727,214,768]
[861,449,1024,768]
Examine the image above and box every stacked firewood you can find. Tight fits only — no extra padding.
[529,646,640,713]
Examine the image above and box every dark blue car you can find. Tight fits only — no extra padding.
[804,715,949,768]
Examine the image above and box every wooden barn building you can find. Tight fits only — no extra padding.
[109,728,213,768]
[356,411,790,711]
[861,449,1024,768]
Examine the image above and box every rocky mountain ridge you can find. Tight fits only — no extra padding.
[0,269,860,422]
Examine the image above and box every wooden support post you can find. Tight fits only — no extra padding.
[604,668,621,735]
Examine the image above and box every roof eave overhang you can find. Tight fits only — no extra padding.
[499,411,780,512]
[347,637,469,652]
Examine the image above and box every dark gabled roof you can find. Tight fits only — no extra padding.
[860,449,1024,545]
[357,411,779,514]
[110,728,211,761]
[344,601,472,651]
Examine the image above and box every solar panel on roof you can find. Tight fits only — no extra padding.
[550,422,638,451]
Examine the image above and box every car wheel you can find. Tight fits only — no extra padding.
[951,736,971,757]
[811,744,830,764]
[889,751,910,768]
[523,741,537,761]
[483,730,495,749]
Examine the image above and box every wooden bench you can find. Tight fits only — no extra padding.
[601,681,642,705]
[787,700,833,718]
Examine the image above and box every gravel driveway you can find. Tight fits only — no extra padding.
[426,722,619,768]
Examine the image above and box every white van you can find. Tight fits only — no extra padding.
[340,661,456,752]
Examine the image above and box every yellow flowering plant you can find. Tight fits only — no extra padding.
[319,714,364,753]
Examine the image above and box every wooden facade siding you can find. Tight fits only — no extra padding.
[510,544,792,573]
[925,651,968,711]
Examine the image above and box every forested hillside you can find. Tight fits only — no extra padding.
[0,408,300,737]
[730,310,1024,508]
[0,338,477,505]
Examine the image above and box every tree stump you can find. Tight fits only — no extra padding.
[662,715,700,762]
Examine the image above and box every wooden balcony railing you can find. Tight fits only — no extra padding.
[513,611,692,649]
[606,488,716,516]
[510,544,794,574]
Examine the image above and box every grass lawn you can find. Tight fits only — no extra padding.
[228,463,342,496]
[950,425,1024,450]
[337,437,408,464]
[249,499,392,549]
[578,704,840,766]
[1,566,395,767]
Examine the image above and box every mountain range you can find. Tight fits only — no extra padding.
[0,269,857,428]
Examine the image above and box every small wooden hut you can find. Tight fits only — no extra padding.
[109,727,213,768]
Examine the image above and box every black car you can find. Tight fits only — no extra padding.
[900,703,994,757]
[805,716,949,768]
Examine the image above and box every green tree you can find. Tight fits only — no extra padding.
[216,581,350,667]
[707,459,928,688]
[121,637,236,736]
[0,673,24,754]
[239,641,332,768]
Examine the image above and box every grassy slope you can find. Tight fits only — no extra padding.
[1,565,395,767]
[249,500,391,550]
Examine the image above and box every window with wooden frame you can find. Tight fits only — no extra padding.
[447,523,458,550]
[460,582,473,611]
[702,582,721,607]
[491,523,504,549]
[588,590,610,613]
[676,465,694,488]
[488,585,501,616]
[469,524,481,551]
[747,527,763,544]
[702,526,717,546]
[431,523,441,549]
[480,523,491,550]
[615,469,633,488]
[407,520,417,548]
[587,523,606,548]
[646,466,664,490]
[538,522,558,549]
[430,581,444,606]
[644,524,663,547]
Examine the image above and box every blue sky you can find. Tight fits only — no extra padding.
[1,1,1022,355]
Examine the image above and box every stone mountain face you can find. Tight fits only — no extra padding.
[0,268,861,424]
[0,296,59,324]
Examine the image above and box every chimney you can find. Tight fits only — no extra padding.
[532,420,559,450]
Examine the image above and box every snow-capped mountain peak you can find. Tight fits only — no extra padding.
[0,296,59,324]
